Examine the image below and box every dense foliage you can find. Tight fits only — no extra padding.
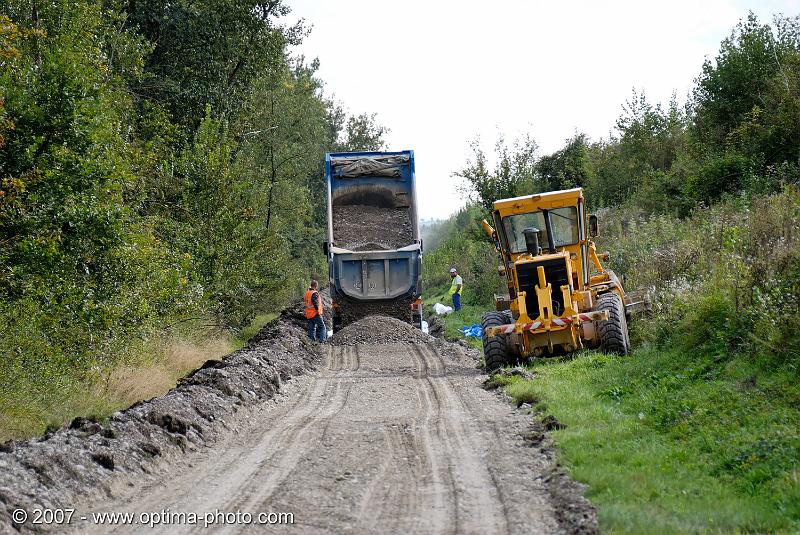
[0,0,385,437]
[439,13,800,312]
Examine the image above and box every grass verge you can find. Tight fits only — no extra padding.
[0,312,277,442]
[423,287,484,350]
[499,347,800,534]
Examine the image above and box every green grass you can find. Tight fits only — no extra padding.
[499,347,800,534]
[423,287,485,350]
[0,311,280,442]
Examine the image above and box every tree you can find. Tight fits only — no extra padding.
[690,13,800,200]
[339,112,388,151]
[0,0,137,300]
[456,134,540,210]
[693,13,797,147]
[585,91,688,209]
[0,0,195,363]
[124,0,305,128]
[535,134,591,191]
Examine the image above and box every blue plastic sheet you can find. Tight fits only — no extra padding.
[461,324,483,337]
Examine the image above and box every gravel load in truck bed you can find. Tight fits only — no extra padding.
[332,204,413,251]
[335,296,415,329]
[330,315,435,346]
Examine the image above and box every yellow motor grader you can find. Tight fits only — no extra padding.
[480,187,646,370]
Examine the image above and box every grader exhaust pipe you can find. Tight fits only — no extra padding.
[523,227,542,256]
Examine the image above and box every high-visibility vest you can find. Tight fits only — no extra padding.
[449,275,463,296]
[304,289,322,319]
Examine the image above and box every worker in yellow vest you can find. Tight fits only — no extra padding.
[449,267,463,311]
[304,279,327,342]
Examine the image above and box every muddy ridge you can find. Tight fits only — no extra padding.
[332,204,413,251]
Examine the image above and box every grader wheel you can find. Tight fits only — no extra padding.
[597,293,631,355]
[481,311,515,371]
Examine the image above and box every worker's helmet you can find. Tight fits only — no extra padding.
[449,268,457,274]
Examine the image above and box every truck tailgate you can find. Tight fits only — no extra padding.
[331,247,421,300]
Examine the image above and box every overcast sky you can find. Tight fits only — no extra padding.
[289,0,799,220]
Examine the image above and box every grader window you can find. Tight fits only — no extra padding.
[502,206,579,253]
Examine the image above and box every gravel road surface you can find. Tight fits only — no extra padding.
[1,311,595,534]
[69,334,595,534]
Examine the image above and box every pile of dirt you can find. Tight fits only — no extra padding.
[332,204,413,251]
[250,288,332,340]
[0,313,320,533]
[330,315,434,346]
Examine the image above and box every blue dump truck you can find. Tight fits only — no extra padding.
[324,151,423,332]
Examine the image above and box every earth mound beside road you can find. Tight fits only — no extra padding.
[0,311,319,534]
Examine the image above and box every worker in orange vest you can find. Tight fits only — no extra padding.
[304,279,327,342]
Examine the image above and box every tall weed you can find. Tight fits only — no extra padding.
[599,186,800,364]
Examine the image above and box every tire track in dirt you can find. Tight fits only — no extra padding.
[94,372,326,532]
[224,346,360,534]
[406,344,457,534]
[86,345,359,535]
[215,346,349,516]
[409,344,510,535]
[355,423,422,533]
[419,344,513,529]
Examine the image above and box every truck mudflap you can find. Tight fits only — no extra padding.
[485,310,609,337]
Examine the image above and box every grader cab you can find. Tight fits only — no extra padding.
[480,188,645,370]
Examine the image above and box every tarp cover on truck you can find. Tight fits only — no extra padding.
[331,155,410,178]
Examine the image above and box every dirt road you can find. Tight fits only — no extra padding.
[72,336,594,534]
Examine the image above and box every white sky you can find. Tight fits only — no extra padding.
[288,0,799,220]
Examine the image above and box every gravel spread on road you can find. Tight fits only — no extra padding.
[332,204,413,251]
[330,315,435,346]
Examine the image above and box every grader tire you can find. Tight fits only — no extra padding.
[597,293,630,355]
[481,311,514,371]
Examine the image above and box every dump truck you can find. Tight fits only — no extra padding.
[324,150,423,332]
[480,187,648,370]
